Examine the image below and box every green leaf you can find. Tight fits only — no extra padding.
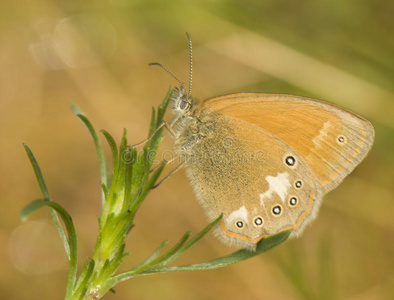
[101,183,109,200]
[138,240,169,268]
[128,160,166,217]
[107,218,289,291]
[106,242,127,276]
[149,87,172,150]
[21,199,78,299]
[147,107,157,141]
[123,147,136,211]
[102,129,128,225]
[23,144,70,260]
[157,87,172,125]
[148,232,191,268]
[23,144,50,199]
[151,230,291,272]
[101,129,119,182]
[158,214,223,266]
[71,104,110,200]
[72,258,95,299]
[105,216,220,287]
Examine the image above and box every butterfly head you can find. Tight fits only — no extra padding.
[170,84,193,115]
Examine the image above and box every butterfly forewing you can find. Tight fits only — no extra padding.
[202,93,374,194]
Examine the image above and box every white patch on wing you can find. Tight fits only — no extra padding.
[260,172,291,205]
[312,121,331,149]
[227,206,248,224]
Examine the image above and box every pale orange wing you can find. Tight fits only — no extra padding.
[201,93,374,193]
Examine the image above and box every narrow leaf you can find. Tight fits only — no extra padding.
[150,230,291,272]
[23,144,70,260]
[101,183,109,200]
[147,107,157,140]
[157,87,172,124]
[101,129,119,179]
[23,144,50,199]
[129,160,166,216]
[71,104,110,195]
[21,199,78,299]
[73,258,95,299]
[159,214,222,266]
[151,232,191,268]
[123,147,135,210]
[138,240,169,268]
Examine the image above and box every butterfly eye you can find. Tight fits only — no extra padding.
[295,180,303,188]
[235,221,244,228]
[289,196,298,206]
[272,205,282,216]
[253,216,264,227]
[179,99,190,110]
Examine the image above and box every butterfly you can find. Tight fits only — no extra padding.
[153,33,374,250]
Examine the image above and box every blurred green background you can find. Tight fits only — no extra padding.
[1,0,393,299]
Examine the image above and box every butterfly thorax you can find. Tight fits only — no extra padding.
[171,87,215,155]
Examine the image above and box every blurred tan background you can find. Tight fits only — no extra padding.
[1,1,393,299]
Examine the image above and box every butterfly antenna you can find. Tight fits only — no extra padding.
[186,32,193,97]
[149,62,186,91]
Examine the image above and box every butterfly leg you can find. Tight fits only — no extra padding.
[130,120,176,148]
[152,161,185,189]
[149,155,180,173]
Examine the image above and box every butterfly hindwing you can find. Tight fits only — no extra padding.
[181,113,321,249]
